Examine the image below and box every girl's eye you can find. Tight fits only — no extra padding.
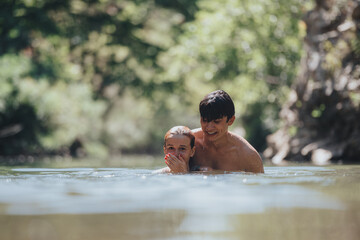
[168,147,174,150]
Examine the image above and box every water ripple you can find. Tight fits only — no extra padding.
[0,166,348,215]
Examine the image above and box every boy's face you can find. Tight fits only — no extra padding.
[200,116,235,142]
[164,135,195,162]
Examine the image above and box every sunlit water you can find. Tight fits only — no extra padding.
[0,165,359,240]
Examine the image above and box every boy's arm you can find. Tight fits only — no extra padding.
[246,151,264,173]
[236,134,264,173]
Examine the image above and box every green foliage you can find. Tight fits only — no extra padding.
[0,54,105,155]
[288,126,298,137]
[351,37,360,57]
[0,0,308,156]
[158,0,305,142]
[311,104,326,118]
[349,92,360,108]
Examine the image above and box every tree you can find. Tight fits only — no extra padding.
[265,0,360,164]
[0,0,199,156]
[158,0,307,150]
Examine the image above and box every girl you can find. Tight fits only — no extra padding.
[155,126,195,174]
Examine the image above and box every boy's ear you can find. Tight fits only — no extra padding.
[227,116,235,126]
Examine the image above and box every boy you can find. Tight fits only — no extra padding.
[190,90,264,173]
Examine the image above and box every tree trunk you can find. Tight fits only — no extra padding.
[264,0,360,165]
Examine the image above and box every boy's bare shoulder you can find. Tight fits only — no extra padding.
[229,131,264,173]
[229,131,256,151]
[192,128,203,138]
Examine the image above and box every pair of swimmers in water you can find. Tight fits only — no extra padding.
[157,90,264,174]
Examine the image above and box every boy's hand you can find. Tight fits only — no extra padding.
[165,154,189,173]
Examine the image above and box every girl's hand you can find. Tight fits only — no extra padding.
[165,154,189,173]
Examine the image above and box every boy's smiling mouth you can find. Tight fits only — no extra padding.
[206,131,217,135]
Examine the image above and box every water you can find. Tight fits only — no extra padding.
[0,164,359,240]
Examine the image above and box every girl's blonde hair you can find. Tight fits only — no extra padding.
[164,126,195,148]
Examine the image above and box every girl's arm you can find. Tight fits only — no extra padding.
[152,167,171,174]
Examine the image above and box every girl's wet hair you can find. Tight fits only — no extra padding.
[199,90,235,122]
[164,126,195,148]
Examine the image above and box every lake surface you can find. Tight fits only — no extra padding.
[0,164,359,240]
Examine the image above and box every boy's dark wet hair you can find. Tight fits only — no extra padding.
[199,90,235,122]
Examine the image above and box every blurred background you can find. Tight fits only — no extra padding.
[0,0,359,165]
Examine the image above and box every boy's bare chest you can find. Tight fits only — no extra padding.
[193,144,243,170]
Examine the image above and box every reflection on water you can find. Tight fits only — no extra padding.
[0,165,359,240]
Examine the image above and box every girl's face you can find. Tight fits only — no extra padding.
[164,134,195,163]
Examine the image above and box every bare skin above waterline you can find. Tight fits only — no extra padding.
[191,125,264,173]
